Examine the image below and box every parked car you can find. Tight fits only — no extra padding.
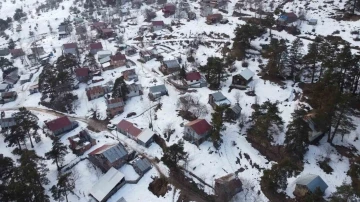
[107,124,116,130]
[126,112,136,118]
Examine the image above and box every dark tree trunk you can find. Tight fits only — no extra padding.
[27,133,34,148]
[311,63,316,83]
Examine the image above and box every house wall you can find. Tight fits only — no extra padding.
[127,89,141,98]
[137,137,154,148]
[293,185,309,197]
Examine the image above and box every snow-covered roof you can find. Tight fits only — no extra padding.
[89,167,125,202]
[163,59,180,69]
[133,158,152,173]
[149,84,167,94]
[230,104,242,114]
[296,174,328,193]
[99,56,111,64]
[102,62,111,67]
[239,68,255,81]
[0,83,9,90]
[20,74,32,81]
[211,92,227,102]
[137,129,155,144]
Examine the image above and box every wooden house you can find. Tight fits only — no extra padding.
[106,98,125,118]
[151,21,165,31]
[0,91,17,104]
[208,92,230,109]
[75,68,90,83]
[122,69,138,82]
[185,71,207,87]
[277,12,298,25]
[68,130,96,155]
[206,13,223,24]
[86,86,110,101]
[162,4,176,16]
[127,83,142,98]
[232,69,255,87]
[293,174,328,197]
[215,174,242,202]
[110,54,126,68]
[88,143,129,172]
[160,59,180,75]
[184,119,212,145]
[149,84,168,100]
[89,42,103,55]
[44,116,78,138]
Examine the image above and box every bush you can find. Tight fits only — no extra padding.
[318,158,333,174]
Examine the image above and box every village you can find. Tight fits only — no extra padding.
[0,0,360,201]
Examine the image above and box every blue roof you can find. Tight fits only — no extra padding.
[296,174,328,193]
[103,143,128,163]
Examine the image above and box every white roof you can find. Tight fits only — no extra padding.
[239,68,255,81]
[102,62,111,67]
[215,99,231,106]
[137,129,155,144]
[98,50,112,55]
[20,74,31,80]
[89,167,125,202]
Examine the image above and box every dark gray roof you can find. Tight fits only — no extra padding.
[211,92,227,102]
[116,197,127,202]
[103,143,128,163]
[239,68,255,81]
[134,158,152,173]
[231,104,242,114]
[0,84,10,91]
[296,174,328,193]
[0,117,16,128]
[163,59,180,69]
[0,48,10,56]
[149,84,167,94]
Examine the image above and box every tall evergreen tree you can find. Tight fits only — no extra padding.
[210,106,226,149]
[112,76,129,101]
[161,140,188,169]
[199,57,225,89]
[303,38,322,83]
[330,184,358,202]
[263,39,288,78]
[50,172,76,202]
[179,65,186,79]
[13,107,40,148]
[45,138,69,171]
[4,125,26,150]
[287,38,304,81]
[0,156,14,182]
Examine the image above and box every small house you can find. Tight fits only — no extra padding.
[225,103,242,120]
[0,83,10,92]
[137,129,155,147]
[88,143,129,172]
[160,59,181,75]
[127,83,143,98]
[303,113,326,144]
[133,158,152,176]
[10,49,25,58]
[122,69,138,82]
[31,47,46,56]
[308,19,318,25]
[98,50,112,60]
[86,86,110,101]
[68,130,96,155]
[125,46,137,56]
[149,84,168,100]
[206,13,223,24]
[215,174,242,202]
[0,91,17,104]
[19,73,33,84]
[58,24,71,38]
[100,28,114,38]
[44,116,78,138]
[139,50,157,62]
[0,48,10,56]
[89,42,103,55]
[232,68,255,87]
[208,92,230,109]
[75,68,90,82]
[3,70,19,85]
[185,71,207,87]
[0,117,16,130]
[293,174,328,197]
[110,54,126,68]
[151,21,165,31]
[106,98,125,118]
[29,84,39,94]
[162,3,176,16]
[184,119,212,144]
[117,120,142,140]
[278,12,298,25]
[62,43,78,56]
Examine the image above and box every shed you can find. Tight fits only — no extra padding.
[0,48,10,56]
[133,158,152,176]
[294,174,328,197]
[137,129,155,147]
[232,68,254,87]
[308,19,318,25]
[149,84,168,99]
[208,92,231,108]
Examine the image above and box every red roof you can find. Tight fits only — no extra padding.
[185,119,211,135]
[152,21,164,26]
[45,116,72,132]
[117,120,142,138]
[10,49,24,56]
[106,98,124,105]
[163,4,176,12]
[89,144,114,155]
[111,53,126,61]
[86,86,105,97]
[101,28,113,33]
[75,68,89,77]
[90,42,103,50]
[63,43,77,49]
[185,72,201,81]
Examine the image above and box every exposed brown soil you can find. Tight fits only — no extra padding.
[148,177,170,197]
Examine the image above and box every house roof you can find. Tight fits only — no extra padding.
[127,83,142,92]
[89,167,125,202]
[137,129,155,144]
[122,69,136,76]
[163,60,180,69]
[211,92,227,102]
[92,22,106,27]
[111,53,126,61]
[99,56,111,64]
[106,98,124,105]
[185,119,211,135]
[10,49,24,56]
[63,43,77,49]
[133,158,152,172]
[152,21,165,26]
[230,103,242,114]
[0,83,9,90]
[185,72,201,81]
[239,68,255,81]
[31,47,45,54]
[0,117,16,128]
[86,86,105,96]
[117,120,142,138]
[75,68,90,77]
[90,42,103,50]
[149,84,167,94]
[207,13,222,20]
[98,50,112,56]
[296,174,328,193]
[89,143,128,163]
[45,116,72,132]
[1,91,17,98]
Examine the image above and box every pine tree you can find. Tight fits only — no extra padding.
[199,57,225,89]
[8,38,15,49]
[287,38,304,81]
[303,38,322,83]
[330,184,358,202]
[179,65,186,79]
[112,76,129,101]
[233,23,264,60]
[263,39,287,78]
[83,53,98,68]
[161,140,188,169]
[263,14,275,37]
[210,106,226,149]
[4,125,26,150]
[0,156,14,182]
[50,172,76,202]
[13,107,40,148]
[0,57,14,72]
[45,138,69,171]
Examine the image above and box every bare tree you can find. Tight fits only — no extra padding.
[191,104,209,117]
[234,92,241,104]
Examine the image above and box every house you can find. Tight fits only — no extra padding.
[10,49,25,58]
[100,28,114,38]
[19,73,33,84]
[308,19,318,25]
[160,59,181,75]
[106,98,125,118]
[162,3,176,16]
[89,42,103,55]
[139,49,157,62]
[185,71,207,87]
[208,92,230,109]
[62,43,78,56]
[110,54,126,68]
[29,84,39,94]
[44,116,78,138]
[75,68,90,82]
[278,12,298,25]
[0,48,10,56]
[122,69,138,82]
[0,83,10,92]
[86,86,110,101]
[127,83,143,98]
[31,47,46,56]
[99,56,111,64]
[98,50,112,60]
[293,174,328,197]
[137,129,155,147]
[215,174,242,202]
[3,70,19,85]
[0,117,16,130]
[303,113,326,144]
[68,130,96,155]
[88,143,129,172]
[89,167,126,202]
[232,68,255,87]
[92,22,107,30]
[133,158,152,176]
[151,21,165,31]
[149,84,168,100]
[184,119,212,144]
[0,91,17,104]
[206,13,223,24]
[58,24,71,38]
[225,103,242,120]
[117,120,142,140]
[125,46,137,56]
[201,6,213,17]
